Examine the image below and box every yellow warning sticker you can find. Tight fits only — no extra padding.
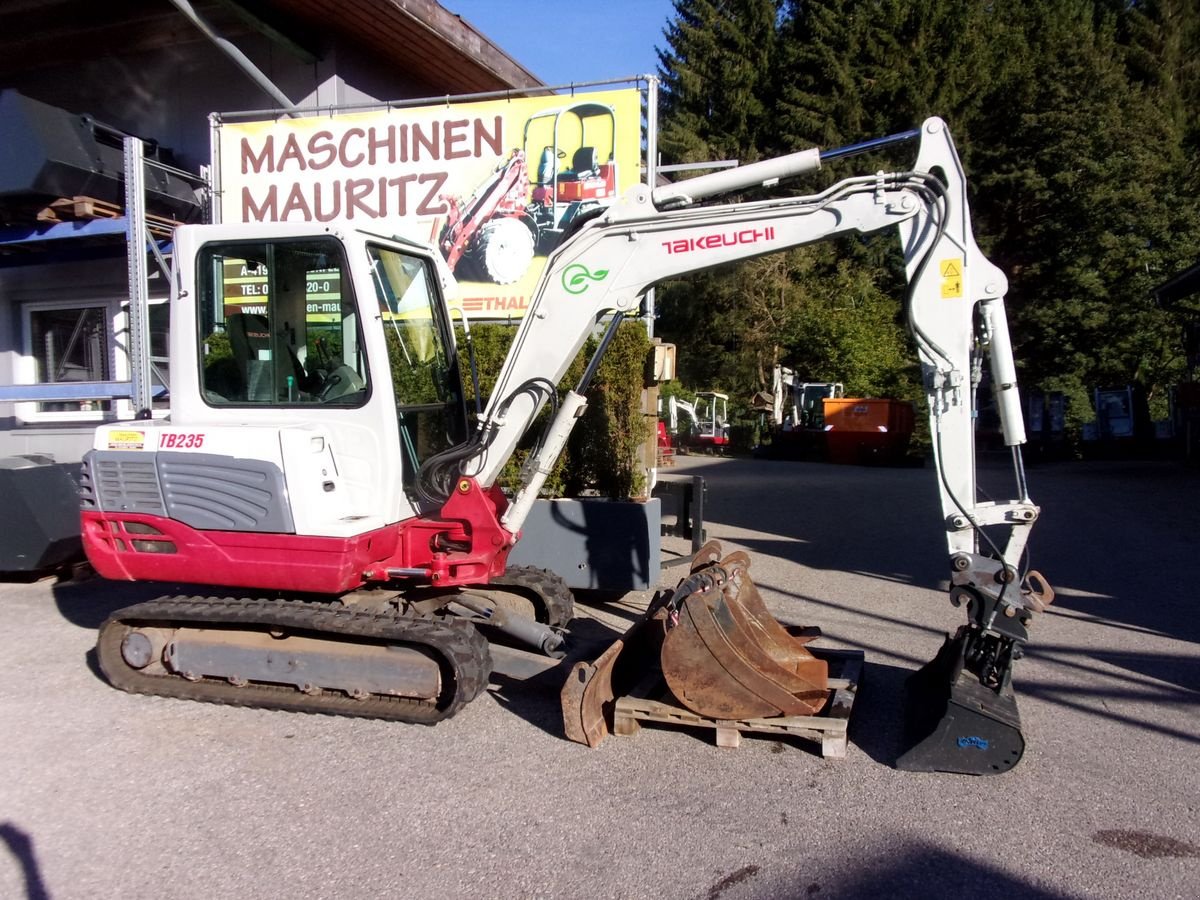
[939,258,964,298]
[107,430,145,450]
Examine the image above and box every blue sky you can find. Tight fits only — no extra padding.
[446,0,677,87]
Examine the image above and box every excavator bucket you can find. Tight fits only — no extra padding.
[660,550,828,719]
[560,592,670,747]
[561,541,828,746]
[896,571,1054,776]
[894,629,1025,775]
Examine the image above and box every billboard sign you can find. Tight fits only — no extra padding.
[215,88,643,318]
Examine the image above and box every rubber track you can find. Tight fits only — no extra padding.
[97,596,492,724]
[489,566,575,628]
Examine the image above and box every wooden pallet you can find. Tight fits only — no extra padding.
[35,195,181,237]
[612,648,863,759]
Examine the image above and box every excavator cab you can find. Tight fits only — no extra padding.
[86,225,474,591]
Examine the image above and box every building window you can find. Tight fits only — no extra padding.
[16,295,168,424]
[23,302,116,417]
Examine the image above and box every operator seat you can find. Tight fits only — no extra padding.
[536,146,557,185]
[558,147,599,181]
[221,312,310,401]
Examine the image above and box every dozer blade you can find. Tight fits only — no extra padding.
[560,540,828,746]
[896,629,1025,775]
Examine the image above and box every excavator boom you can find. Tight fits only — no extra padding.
[457,118,1046,772]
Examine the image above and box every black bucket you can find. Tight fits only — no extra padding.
[896,630,1025,775]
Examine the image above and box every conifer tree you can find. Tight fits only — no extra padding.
[652,0,1200,425]
[656,0,780,164]
[968,2,1200,412]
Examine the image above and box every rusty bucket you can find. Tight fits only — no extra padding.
[561,541,828,747]
[660,546,828,720]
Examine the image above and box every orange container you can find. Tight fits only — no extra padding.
[822,398,915,464]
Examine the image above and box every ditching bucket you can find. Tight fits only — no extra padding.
[560,541,828,746]
[560,591,670,747]
[895,629,1025,775]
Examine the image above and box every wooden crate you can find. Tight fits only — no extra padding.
[612,648,863,759]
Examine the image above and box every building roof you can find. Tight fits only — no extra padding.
[0,0,543,96]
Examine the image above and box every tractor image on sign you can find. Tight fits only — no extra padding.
[438,102,619,285]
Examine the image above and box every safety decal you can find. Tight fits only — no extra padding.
[107,430,146,450]
[939,258,964,298]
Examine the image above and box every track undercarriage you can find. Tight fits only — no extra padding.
[96,566,573,724]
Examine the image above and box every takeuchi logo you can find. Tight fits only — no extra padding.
[662,226,777,255]
[561,264,610,295]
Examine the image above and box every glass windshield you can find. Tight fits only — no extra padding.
[197,237,369,406]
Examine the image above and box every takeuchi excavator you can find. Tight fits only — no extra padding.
[81,117,1051,775]
[668,391,731,454]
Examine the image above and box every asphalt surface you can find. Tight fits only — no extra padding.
[1,454,1198,899]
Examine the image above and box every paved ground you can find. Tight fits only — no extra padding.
[1,455,1198,899]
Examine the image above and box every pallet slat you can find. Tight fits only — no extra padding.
[612,648,863,759]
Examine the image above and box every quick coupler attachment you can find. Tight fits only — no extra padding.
[896,628,1025,775]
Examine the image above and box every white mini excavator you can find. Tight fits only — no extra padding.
[82,118,1051,774]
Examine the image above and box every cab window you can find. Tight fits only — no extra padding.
[197,237,369,406]
[368,245,465,478]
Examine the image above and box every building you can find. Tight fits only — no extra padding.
[0,0,542,569]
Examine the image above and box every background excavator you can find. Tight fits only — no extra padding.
[773,365,844,432]
[81,117,1049,775]
[667,391,731,454]
[761,365,916,464]
[755,366,844,459]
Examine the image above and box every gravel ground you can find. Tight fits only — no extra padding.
[1,454,1197,899]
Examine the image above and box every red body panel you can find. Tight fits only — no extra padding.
[556,164,616,202]
[82,478,513,595]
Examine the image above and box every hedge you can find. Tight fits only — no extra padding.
[457,320,651,500]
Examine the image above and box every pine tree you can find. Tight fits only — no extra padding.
[968,2,1200,415]
[775,0,997,153]
[653,0,1200,425]
[656,0,781,164]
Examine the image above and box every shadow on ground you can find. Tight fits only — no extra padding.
[722,841,1079,900]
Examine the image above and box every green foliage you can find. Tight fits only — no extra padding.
[782,257,920,400]
[457,321,650,499]
[385,326,442,406]
[566,322,652,499]
[658,0,781,163]
[203,331,232,364]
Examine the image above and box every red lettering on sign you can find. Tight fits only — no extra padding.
[462,296,529,313]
